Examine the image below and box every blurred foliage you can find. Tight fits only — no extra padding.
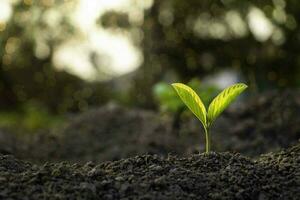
[153,79,220,113]
[0,101,64,133]
[101,0,300,107]
[1,0,300,122]
[0,0,112,114]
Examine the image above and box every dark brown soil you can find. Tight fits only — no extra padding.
[196,90,300,155]
[0,90,297,164]
[0,142,299,200]
[0,91,299,199]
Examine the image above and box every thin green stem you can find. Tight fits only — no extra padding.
[204,127,210,153]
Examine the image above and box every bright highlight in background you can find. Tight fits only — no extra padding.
[0,0,143,81]
[0,0,280,82]
[248,7,274,42]
[54,0,143,81]
[0,0,11,22]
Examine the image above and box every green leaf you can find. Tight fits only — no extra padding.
[207,83,247,125]
[171,83,207,127]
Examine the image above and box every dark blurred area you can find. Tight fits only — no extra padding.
[0,0,299,132]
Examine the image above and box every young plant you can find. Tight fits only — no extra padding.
[171,82,247,153]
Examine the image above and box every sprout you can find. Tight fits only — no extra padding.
[172,83,248,153]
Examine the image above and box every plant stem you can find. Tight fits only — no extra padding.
[204,127,210,153]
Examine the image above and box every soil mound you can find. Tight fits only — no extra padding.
[180,90,300,155]
[0,90,299,163]
[54,90,300,161]
[0,142,299,200]
[233,90,300,153]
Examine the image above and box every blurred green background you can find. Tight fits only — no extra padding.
[0,0,299,132]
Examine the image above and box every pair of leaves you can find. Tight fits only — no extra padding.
[172,83,247,128]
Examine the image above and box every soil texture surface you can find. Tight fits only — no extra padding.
[0,90,299,164]
[0,142,299,200]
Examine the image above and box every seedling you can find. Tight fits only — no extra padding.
[172,82,247,153]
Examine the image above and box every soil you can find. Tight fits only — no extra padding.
[1,90,298,164]
[0,90,299,199]
[0,142,299,199]
[194,89,300,155]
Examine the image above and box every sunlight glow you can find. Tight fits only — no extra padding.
[0,0,12,22]
[225,11,248,38]
[247,7,274,42]
[89,30,142,76]
[56,0,144,81]
[53,30,142,81]
[1,0,149,81]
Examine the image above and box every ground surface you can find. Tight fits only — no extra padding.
[0,142,299,199]
[0,90,299,163]
[0,90,299,199]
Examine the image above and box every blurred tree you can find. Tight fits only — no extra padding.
[101,0,300,107]
[0,0,110,113]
